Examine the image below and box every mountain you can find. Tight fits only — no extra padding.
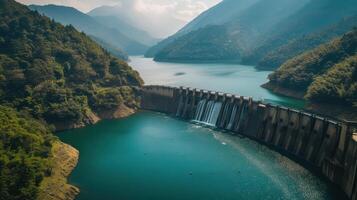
[145,0,259,58]
[90,35,129,61]
[265,28,357,108]
[245,0,357,68]
[256,15,357,69]
[0,0,143,199]
[154,25,242,62]
[177,0,259,35]
[150,0,310,62]
[29,4,148,55]
[91,15,160,46]
[148,0,357,67]
[88,3,186,39]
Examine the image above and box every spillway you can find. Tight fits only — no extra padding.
[140,85,357,200]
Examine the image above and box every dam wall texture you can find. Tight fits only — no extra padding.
[141,85,357,200]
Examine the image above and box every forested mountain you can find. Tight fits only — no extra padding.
[151,0,310,62]
[154,25,242,62]
[0,0,143,199]
[145,0,259,58]
[247,0,357,69]
[90,35,129,61]
[91,15,160,46]
[29,5,148,55]
[147,0,357,68]
[266,28,357,108]
[256,15,357,69]
[177,0,258,35]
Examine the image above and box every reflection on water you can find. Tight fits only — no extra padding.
[129,56,305,109]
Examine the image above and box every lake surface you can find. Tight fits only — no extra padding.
[60,111,340,200]
[59,57,340,200]
[130,56,305,108]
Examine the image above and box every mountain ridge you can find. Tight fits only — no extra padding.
[29,4,148,55]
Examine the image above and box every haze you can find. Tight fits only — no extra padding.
[16,0,222,38]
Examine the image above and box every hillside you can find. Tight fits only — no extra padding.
[90,35,129,61]
[91,15,160,46]
[245,0,357,68]
[88,4,185,39]
[0,0,143,199]
[177,0,258,35]
[154,25,242,62]
[147,0,357,67]
[151,0,309,62]
[256,15,357,69]
[265,28,357,115]
[29,4,148,55]
[145,0,259,58]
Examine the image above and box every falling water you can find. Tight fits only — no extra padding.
[235,102,248,131]
[226,104,238,130]
[194,99,207,121]
[176,95,184,117]
[219,102,232,128]
[193,99,222,126]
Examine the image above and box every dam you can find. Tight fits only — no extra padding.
[141,85,357,200]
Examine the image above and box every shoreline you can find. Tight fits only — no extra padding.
[261,82,357,121]
[261,82,305,100]
[37,141,80,200]
[54,104,137,132]
[41,104,138,200]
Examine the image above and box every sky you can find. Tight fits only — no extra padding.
[17,0,222,38]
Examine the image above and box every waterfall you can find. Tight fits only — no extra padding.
[235,102,247,131]
[193,99,222,127]
[226,104,238,130]
[194,99,207,121]
[220,102,234,128]
[176,95,184,117]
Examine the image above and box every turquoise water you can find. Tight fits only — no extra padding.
[59,111,340,200]
[129,56,305,108]
[59,57,340,200]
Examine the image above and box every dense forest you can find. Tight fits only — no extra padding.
[0,106,53,200]
[267,28,357,108]
[0,0,143,199]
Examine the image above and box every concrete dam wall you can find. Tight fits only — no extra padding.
[141,85,357,200]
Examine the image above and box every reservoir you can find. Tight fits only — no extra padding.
[59,57,341,200]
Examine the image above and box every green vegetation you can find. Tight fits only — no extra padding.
[0,0,144,199]
[243,0,357,68]
[148,0,357,68]
[0,0,143,128]
[306,55,357,106]
[0,105,53,200]
[255,15,357,69]
[89,35,129,61]
[268,28,357,107]
[154,25,242,62]
[150,0,311,63]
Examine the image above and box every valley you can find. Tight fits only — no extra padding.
[1,0,357,200]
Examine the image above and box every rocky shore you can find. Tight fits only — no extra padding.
[53,103,137,132]
[37,141,80,200]
[261,82,305,99]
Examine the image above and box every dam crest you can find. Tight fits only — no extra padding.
[141,85,357,200]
